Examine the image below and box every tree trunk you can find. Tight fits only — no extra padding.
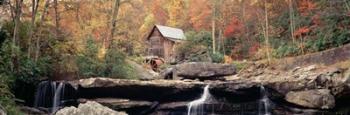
[344,0,350,12]
[212,19,216,53]
[288,0,295,44]
[241,0,249,43]
[8,0,15,23]
[108,0,121,49]
[11,0,23,72]
[35,0,50,61]
[28,0,40,58]
[264,0,271,63]
[54,0,60,41]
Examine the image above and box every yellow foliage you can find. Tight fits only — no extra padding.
[224,55,233,64]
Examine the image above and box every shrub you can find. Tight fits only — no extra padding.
[175,31,213,62]
[231,61,247,72]
[210,52,224,63]
[273,43,299,58]
[0,75,22,115]
[77,38,136,79]
[105,48,136,79]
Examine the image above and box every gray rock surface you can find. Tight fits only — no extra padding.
[285,89,335,109]
[69,65,350,110]
[126,60,159,80]
[55,101,127,115]
[78,98,153,111]
[175,62,236,79]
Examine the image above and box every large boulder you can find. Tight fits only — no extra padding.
[55,101,127,115]
[78,98,154,114]
[285,89,335,109]
[174,62,236,80]
[76,78,205,102]
[126,60,159,80]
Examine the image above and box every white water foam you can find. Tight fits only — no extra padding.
[52,82,65,113]
[259,86,271,115]
[187,85,211,115]
[34,81,66,114]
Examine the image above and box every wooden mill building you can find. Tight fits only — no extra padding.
[145,25,185,61]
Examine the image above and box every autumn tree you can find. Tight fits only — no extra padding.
[188,0,212,31]
[167,0,186,27]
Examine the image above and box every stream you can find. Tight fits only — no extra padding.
[25,79,350,115]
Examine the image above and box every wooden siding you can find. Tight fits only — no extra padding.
[147,27,176,61]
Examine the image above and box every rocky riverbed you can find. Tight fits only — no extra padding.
[51,62,349,115]
[23,62,350,115]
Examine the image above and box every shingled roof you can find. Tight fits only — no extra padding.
[152,25,185,41]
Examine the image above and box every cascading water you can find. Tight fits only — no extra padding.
[187,85,211,115]
[259,86,271,115]
[52,82,65,113]
[34,81,66,113]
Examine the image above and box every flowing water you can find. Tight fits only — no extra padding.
[34,81,66,113]
[259,86,271,115]
[52,82,65,113]
[187,85,211,115]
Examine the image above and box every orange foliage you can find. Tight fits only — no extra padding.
[151,0,168,25]
[189,0,212,30]
[298,0,317,16]
[224,16,244,37]
[294,26,311,38]
[224,55,233,64]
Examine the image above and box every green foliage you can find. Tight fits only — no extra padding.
[0,34,22,115]
[184,31,212,48]
[231,61,247,72]
[77,38,136,79]
[273,43,299,58]
[77,37,105,77]
[210,52,224,63]
[176,31,213,62]
[0,75,22,115]
[105,47,136,79]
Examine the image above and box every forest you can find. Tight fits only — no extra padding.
[0,0,350,114]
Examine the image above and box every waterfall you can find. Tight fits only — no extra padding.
[187,85,211,115]
[259,86,271,115]
[34,81,66,113]
[52,82,65,113]
[34,81,49,107]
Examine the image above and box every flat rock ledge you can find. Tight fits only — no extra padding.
[68,65,350,110]
[55,101,127,115]
[174,62,236,80]
[285,89,335,109]
[75,77,262,102]
[78,77,205,88]
[78,98,153,111]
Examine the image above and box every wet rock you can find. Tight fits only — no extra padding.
[55,101,127,115]
[160,67,174,79]
[285,89,335,109]
[74,78,263,102]
[174,62,236,80]
[265,80,315,95]
[343,68,350,84]
[76,78,205,101]
[20,106,47,114]
[78,98,153,112]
